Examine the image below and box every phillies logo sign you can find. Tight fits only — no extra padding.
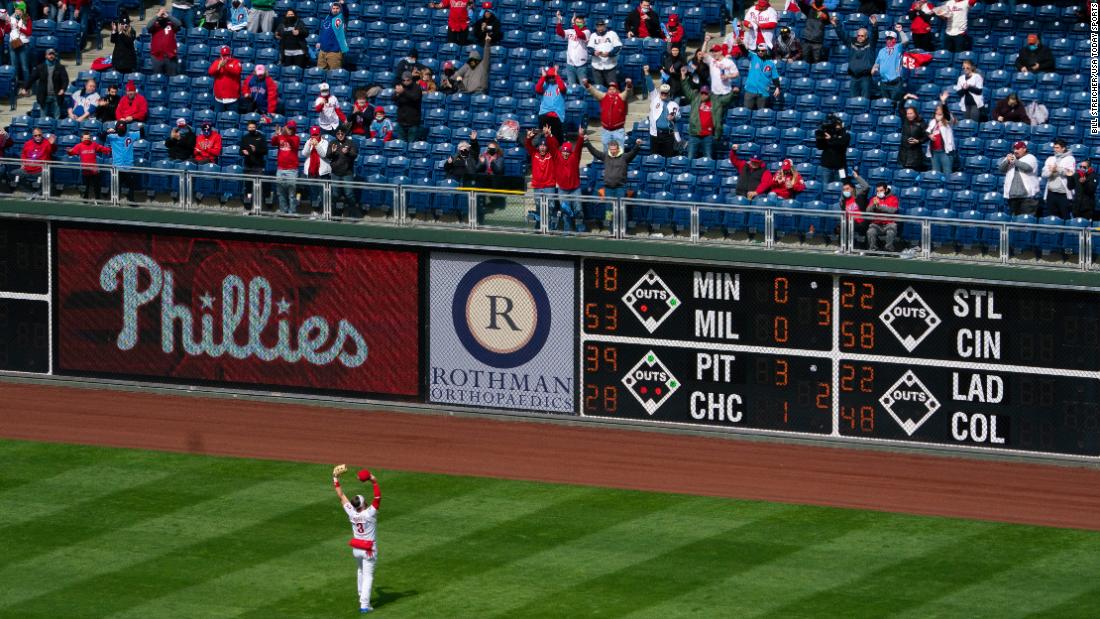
[99,252,368,368]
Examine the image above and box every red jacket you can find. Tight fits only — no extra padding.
[115,94,148,122]
[597,91,627,131]
[766,170,806,199]
[242,75,279,114]
[868,194,899,225]
[525,135,557,189]
[150,19,180,59]
[438,0,469,31]
[194,131,222,163]
[272,134,300,170]
[551,133,585,191]
[67,141,111,173]
[208,57,243,100]
[21,139,54,174]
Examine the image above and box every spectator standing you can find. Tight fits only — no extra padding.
[524,127,558,228]
[443,132,479,182]
[242,65,279,115]
[202,0,225,29]
[369,107,395,141]
[992,92,1029,123]
[430,0,472,45]
[317,2,348,69]
[94,84,121,121]
[740,44,780,110]
[659,46,687,99]
[625,0,661,39]
[839,170,871,242]
[954,60,983,122]
[555,12,590,87]
[248,0,277,33]
[1015,34,1055,74]
[193,121,222,163]
[277,9,310,68]
[536,66,567,143]
[793,0,827,63]
[866,184,899,251]
[584,137,643,216]
[681,69,737,159]
[149,10,183,76]
[16,128,55,198]
[998,141,1040,215]
[326,125,359,217]
[227,0,248,31]
[476,139,504,176]
[550,129,586,232]
[108,16,136,74]
[8,6,29,85]
[473,2,502,45]
[394,72,424,142]
[773,26,803,62]
[933,0,974,52]
[209,46,242,112]
[0,10,12,68]
[728,145,770,199]
[67,130,111,201]
[165,117,196,160]
[453,35,492,94]
[898,106,929,171]
[584,77,631,149]
[395,50,423,83]
[646,77,680,157]
[104,121,137,202]
[872,26,909,112]
[663,13,685,49]
[926,101,956,174]
[347,91,371,134]
[833,14,878,99]
[115,81,148,125]
[700,36,741,97]
[69,78,100,121]
[588,19,623,88]
[314,83,346,133]
[908,0,937,51]
[763,159,806,199]
[815,114,850,184]
[171,0,196,30]
[742,0,779,52]
[1042,138,1076,219]
[240,118,269,209]
[1072,161,1096,221]
[300,126,330,213]
[271,121,300,214]
[22,48,68,119]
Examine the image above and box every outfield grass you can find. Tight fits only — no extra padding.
[0,440,1097,618]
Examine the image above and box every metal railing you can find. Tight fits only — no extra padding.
[2,157,1097,271]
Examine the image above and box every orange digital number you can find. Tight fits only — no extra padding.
[860,321,875,349]
[841,281,875,309]
[859,365,874,393]
[841,321,876,350]
[774,277,789,304]
[593,265,619,292]
[603,346,618,372]
[817,299,831,326]
[782,400,790,424]
[841,281,856,308]
[840,363,856,392]
[603,386,618,412]
[859,282,874,309]
[841,406,875,432]
[584,384,598,411]
[585,344,599,372]
[816,382,830,410]
[775,359,789,387]
[584,303,619,331]
[774,316,790,343]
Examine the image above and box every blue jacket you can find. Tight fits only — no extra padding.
[744,52,779,96]
[319,10,349,53]
[875,39,907,82]
[537,75,566,120]
[106,133,135,168]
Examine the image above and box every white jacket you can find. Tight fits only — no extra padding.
[954,72,984,113]
[742,6,778,51]
[1042,152,1076,199]
[587,30,622,71]
[648,88,681,140]
[705,55,739,96]
[313,95,344,131]
[301,137,331,176]
[935,0,972,36]
[559,24,590,67]
[999,153,1040,200]
[925,118,955,156]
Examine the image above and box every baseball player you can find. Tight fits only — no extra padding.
[332,464,381,613]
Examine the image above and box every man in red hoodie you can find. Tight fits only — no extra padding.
[17,128,55,198]
[209,46,242,113]
[429,0,470,45]
[866,183,899,251]
[67,129,111,201]
[583,78,631,150]
[763,159,806,199]
[193,122,223,164]
[271,120,301,214]
[551,128,587,232]
[115,81,148,125]
[524,126,558,229]
[149,9,183,76]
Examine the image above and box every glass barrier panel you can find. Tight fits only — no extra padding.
[621,197,693,240]
[120,165,186,209]
[402,185,471,228]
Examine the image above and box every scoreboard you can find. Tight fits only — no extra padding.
[0,219,49,373]
[582,259,1100,457]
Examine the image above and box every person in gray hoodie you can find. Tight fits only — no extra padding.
[584,136,642,226]
[454,35,492,94]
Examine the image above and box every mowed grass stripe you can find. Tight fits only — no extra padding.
[895,535,1100,618]
[763,524,1066,617]
[0,465,172,526]
[498,503,869,618]
[1025,583,1100,618]
[0,478,320,611]
[631,509,984,618]
[107,481,540,619]
[407,498,794,618]
[234,484,616,618]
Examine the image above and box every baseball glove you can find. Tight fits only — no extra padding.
[332,464,348,477]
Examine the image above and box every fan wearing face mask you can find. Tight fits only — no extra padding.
[866,184,900,252]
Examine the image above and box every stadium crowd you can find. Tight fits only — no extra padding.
[0,0,1095,249]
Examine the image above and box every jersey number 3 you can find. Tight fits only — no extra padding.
[355,523,365,534]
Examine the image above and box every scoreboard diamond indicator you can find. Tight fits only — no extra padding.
[879,286,942,352]
[622,351,680,415]
[879,370,941,436]
[622,270,680,333]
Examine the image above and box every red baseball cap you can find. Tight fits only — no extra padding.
[1013,140,1027,150]
[375,106,384,113]
[286,119,297,128]
[310,126,322,136]
[220,45,231,56]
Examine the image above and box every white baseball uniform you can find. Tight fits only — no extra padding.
[345,498,379,610]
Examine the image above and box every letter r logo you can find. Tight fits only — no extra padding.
[485,295,520,331]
